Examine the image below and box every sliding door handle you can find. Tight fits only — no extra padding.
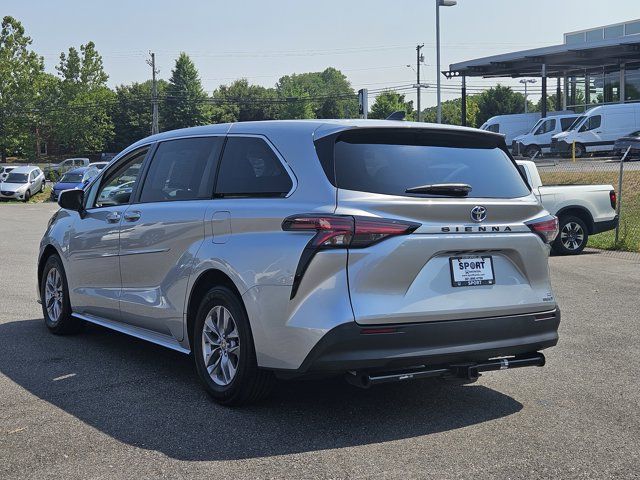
[106,212,121,223]
[124,211,141,222]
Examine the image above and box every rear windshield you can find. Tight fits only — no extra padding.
[330,130,530,198]
[60,173,83,183]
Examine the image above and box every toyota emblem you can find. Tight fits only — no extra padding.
[470,206,487,222]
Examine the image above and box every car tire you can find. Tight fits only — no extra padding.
[193,286,274,406]
[41,254,84,334]
[524,145,541,159]
[552,215,589,255]
[573,143,586,158]
[24,190,30,202]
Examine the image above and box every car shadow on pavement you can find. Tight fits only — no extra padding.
[1,319,523,461]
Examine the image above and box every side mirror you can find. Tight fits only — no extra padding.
[58,188,84,212]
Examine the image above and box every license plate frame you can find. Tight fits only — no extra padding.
[449,255,495,287]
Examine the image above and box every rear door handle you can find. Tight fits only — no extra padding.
[106,212,121,223]
[124,211,141,222]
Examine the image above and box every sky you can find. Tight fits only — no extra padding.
[4,0,639,108]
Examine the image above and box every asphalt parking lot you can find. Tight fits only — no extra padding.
[1,204,639,479]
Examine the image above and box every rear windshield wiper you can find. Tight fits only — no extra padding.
[405,183,472,196]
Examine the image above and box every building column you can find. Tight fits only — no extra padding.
[620,64,626,103]
[541,63,547,118]
[461,76,467,126]
[585,73,590,106]
[562,73,568,110]
[556,77,562,111]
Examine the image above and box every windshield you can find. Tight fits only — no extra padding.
[527,119,544,134]
[568,115,586,131]
[330,130,530,199]
[60,172,84,183]
[5,173,28,183]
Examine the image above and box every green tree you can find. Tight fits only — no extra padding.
[422,95,481,127]
[52,42,114,153]
[211,79,278,123]
[163,53,211,130]
[109,79,168,151]
[369,91,414,120]
[475,85,528,126]
[275,68,357,119]
[0,16,45,160]
[535,93,563,113]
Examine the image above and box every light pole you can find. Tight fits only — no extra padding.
[436,0,456,124]
[519,78,536,113]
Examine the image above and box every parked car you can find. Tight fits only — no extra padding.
[99,152,117,162]
[0,166,45,201]
[89,161,109,171]
[480,111,573,148]
[45,158,90,177]
[50,166,99,201]
[38,120,561,405]
[516,160,617,255]
[0,165,17,182]
[613,130,640,158]
[512,113,580,158]
[551,103,640,157]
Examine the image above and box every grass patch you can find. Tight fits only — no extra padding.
[539,169,640,253]
[0,184,53,205]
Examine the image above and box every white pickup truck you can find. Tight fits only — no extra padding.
[516,160,618,255]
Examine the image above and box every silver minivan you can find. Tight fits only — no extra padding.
[38,120,561,405]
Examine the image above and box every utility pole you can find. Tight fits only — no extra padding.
[519,78,536,113]
[147,51,159,135]
[416,44,424,122]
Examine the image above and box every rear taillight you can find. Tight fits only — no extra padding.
[282,214,420,298]
[526,215,559,244]
[609,190,616,210]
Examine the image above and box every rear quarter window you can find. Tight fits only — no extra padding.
[215,137,293,197]
[324,129,530,199]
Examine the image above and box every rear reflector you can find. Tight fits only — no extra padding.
[360,327,398,335]
[526,216,559,244]
[609,190,617,210]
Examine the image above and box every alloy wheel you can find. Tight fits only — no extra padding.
[45,267,64,322]
[560,222,585,251]
[201,305,241,386]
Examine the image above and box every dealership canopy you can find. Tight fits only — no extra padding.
[445,20,640,123]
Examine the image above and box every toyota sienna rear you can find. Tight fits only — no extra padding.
[39,120,560,405]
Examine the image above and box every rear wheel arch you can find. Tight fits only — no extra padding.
[556,206,594,233]
[186,269,247,352]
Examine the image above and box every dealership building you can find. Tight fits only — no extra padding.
[446,19,640,124]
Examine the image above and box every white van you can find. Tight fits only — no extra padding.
[551,103,640,157]
[480,111,574,148]
[479,113,541,147]
[512,113,581,157]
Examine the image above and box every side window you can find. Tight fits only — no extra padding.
[93,149,148,208]
[139,137,223,203]
[581,115,602,132]
[74,159,84,167]
[486,123,500,133]
[535,119,556,135]
[216,137,293,197]
[560,117,577,131]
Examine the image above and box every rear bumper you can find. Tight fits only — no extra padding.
[290,309,560,374]
[593,216,618,234]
